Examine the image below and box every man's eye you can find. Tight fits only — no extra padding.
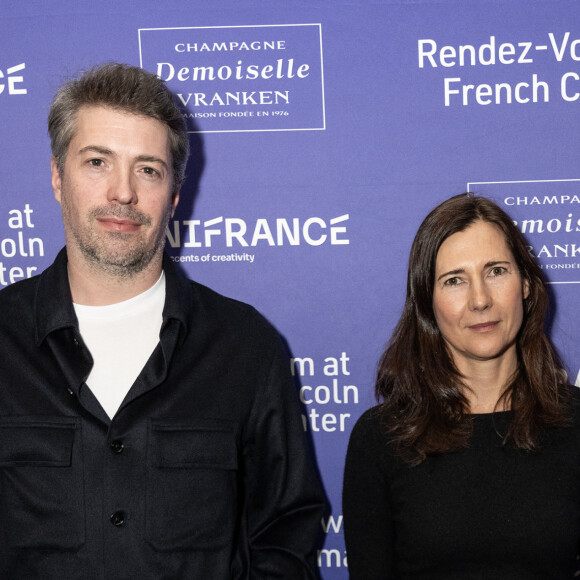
[142,167,158,176]
[89,159,104,167]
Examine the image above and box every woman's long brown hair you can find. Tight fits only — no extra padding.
[376,194,570,465]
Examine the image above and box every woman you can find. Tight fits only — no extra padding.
[343,194,580,579]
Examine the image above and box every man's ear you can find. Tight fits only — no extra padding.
[51,157,62,203]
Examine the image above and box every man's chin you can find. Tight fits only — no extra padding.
[81,246,159,277]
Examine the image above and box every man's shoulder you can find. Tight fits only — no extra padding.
[0,274,43,338]
[188,278,255,313]
[0,250,66,310]
[0,272,41,306]
[188,278,272,326]
[177,280,287,361]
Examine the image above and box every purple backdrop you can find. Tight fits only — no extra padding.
[1,2,579,576]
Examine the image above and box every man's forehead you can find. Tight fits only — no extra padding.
[71,105,170,152]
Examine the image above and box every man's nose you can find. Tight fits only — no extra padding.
[107,169,137,204]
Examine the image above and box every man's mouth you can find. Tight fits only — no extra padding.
[97,217,143,232]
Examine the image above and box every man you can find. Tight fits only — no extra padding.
[0,63,324,578]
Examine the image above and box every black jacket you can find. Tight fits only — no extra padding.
[0,249,324,579]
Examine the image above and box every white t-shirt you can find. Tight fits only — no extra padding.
[73,273,165,418]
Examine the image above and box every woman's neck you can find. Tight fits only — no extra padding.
[455,349,518,414]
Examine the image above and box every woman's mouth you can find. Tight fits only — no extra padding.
[468,321,499,332]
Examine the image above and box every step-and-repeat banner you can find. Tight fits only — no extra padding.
[2,1,579,577]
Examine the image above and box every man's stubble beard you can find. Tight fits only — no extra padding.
[61,194,173,279]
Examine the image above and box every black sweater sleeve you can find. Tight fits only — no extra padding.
[343,408,399,579]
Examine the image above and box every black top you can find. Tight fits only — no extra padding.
[0,248,324,579]
[343,390,580,579]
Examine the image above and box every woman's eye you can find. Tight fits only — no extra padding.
[444,277,461,286]
[490,266,507,276]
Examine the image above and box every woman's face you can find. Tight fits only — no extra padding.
[432,220,529,371]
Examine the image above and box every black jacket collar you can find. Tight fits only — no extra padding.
[34,248,191,346]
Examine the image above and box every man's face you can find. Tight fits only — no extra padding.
[51,105,178,277]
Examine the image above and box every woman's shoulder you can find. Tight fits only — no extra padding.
[568,384,580,400]
[348,405,394,453]
[567,384,580,421]
[351,404,384,432]
[543,384,580,442]
[345,405,405,484]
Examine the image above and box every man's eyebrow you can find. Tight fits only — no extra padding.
[135,155,169,170]
[78,145,114,156]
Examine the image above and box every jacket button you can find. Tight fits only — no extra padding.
[110,511,126,527]
[110,440,124,454]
